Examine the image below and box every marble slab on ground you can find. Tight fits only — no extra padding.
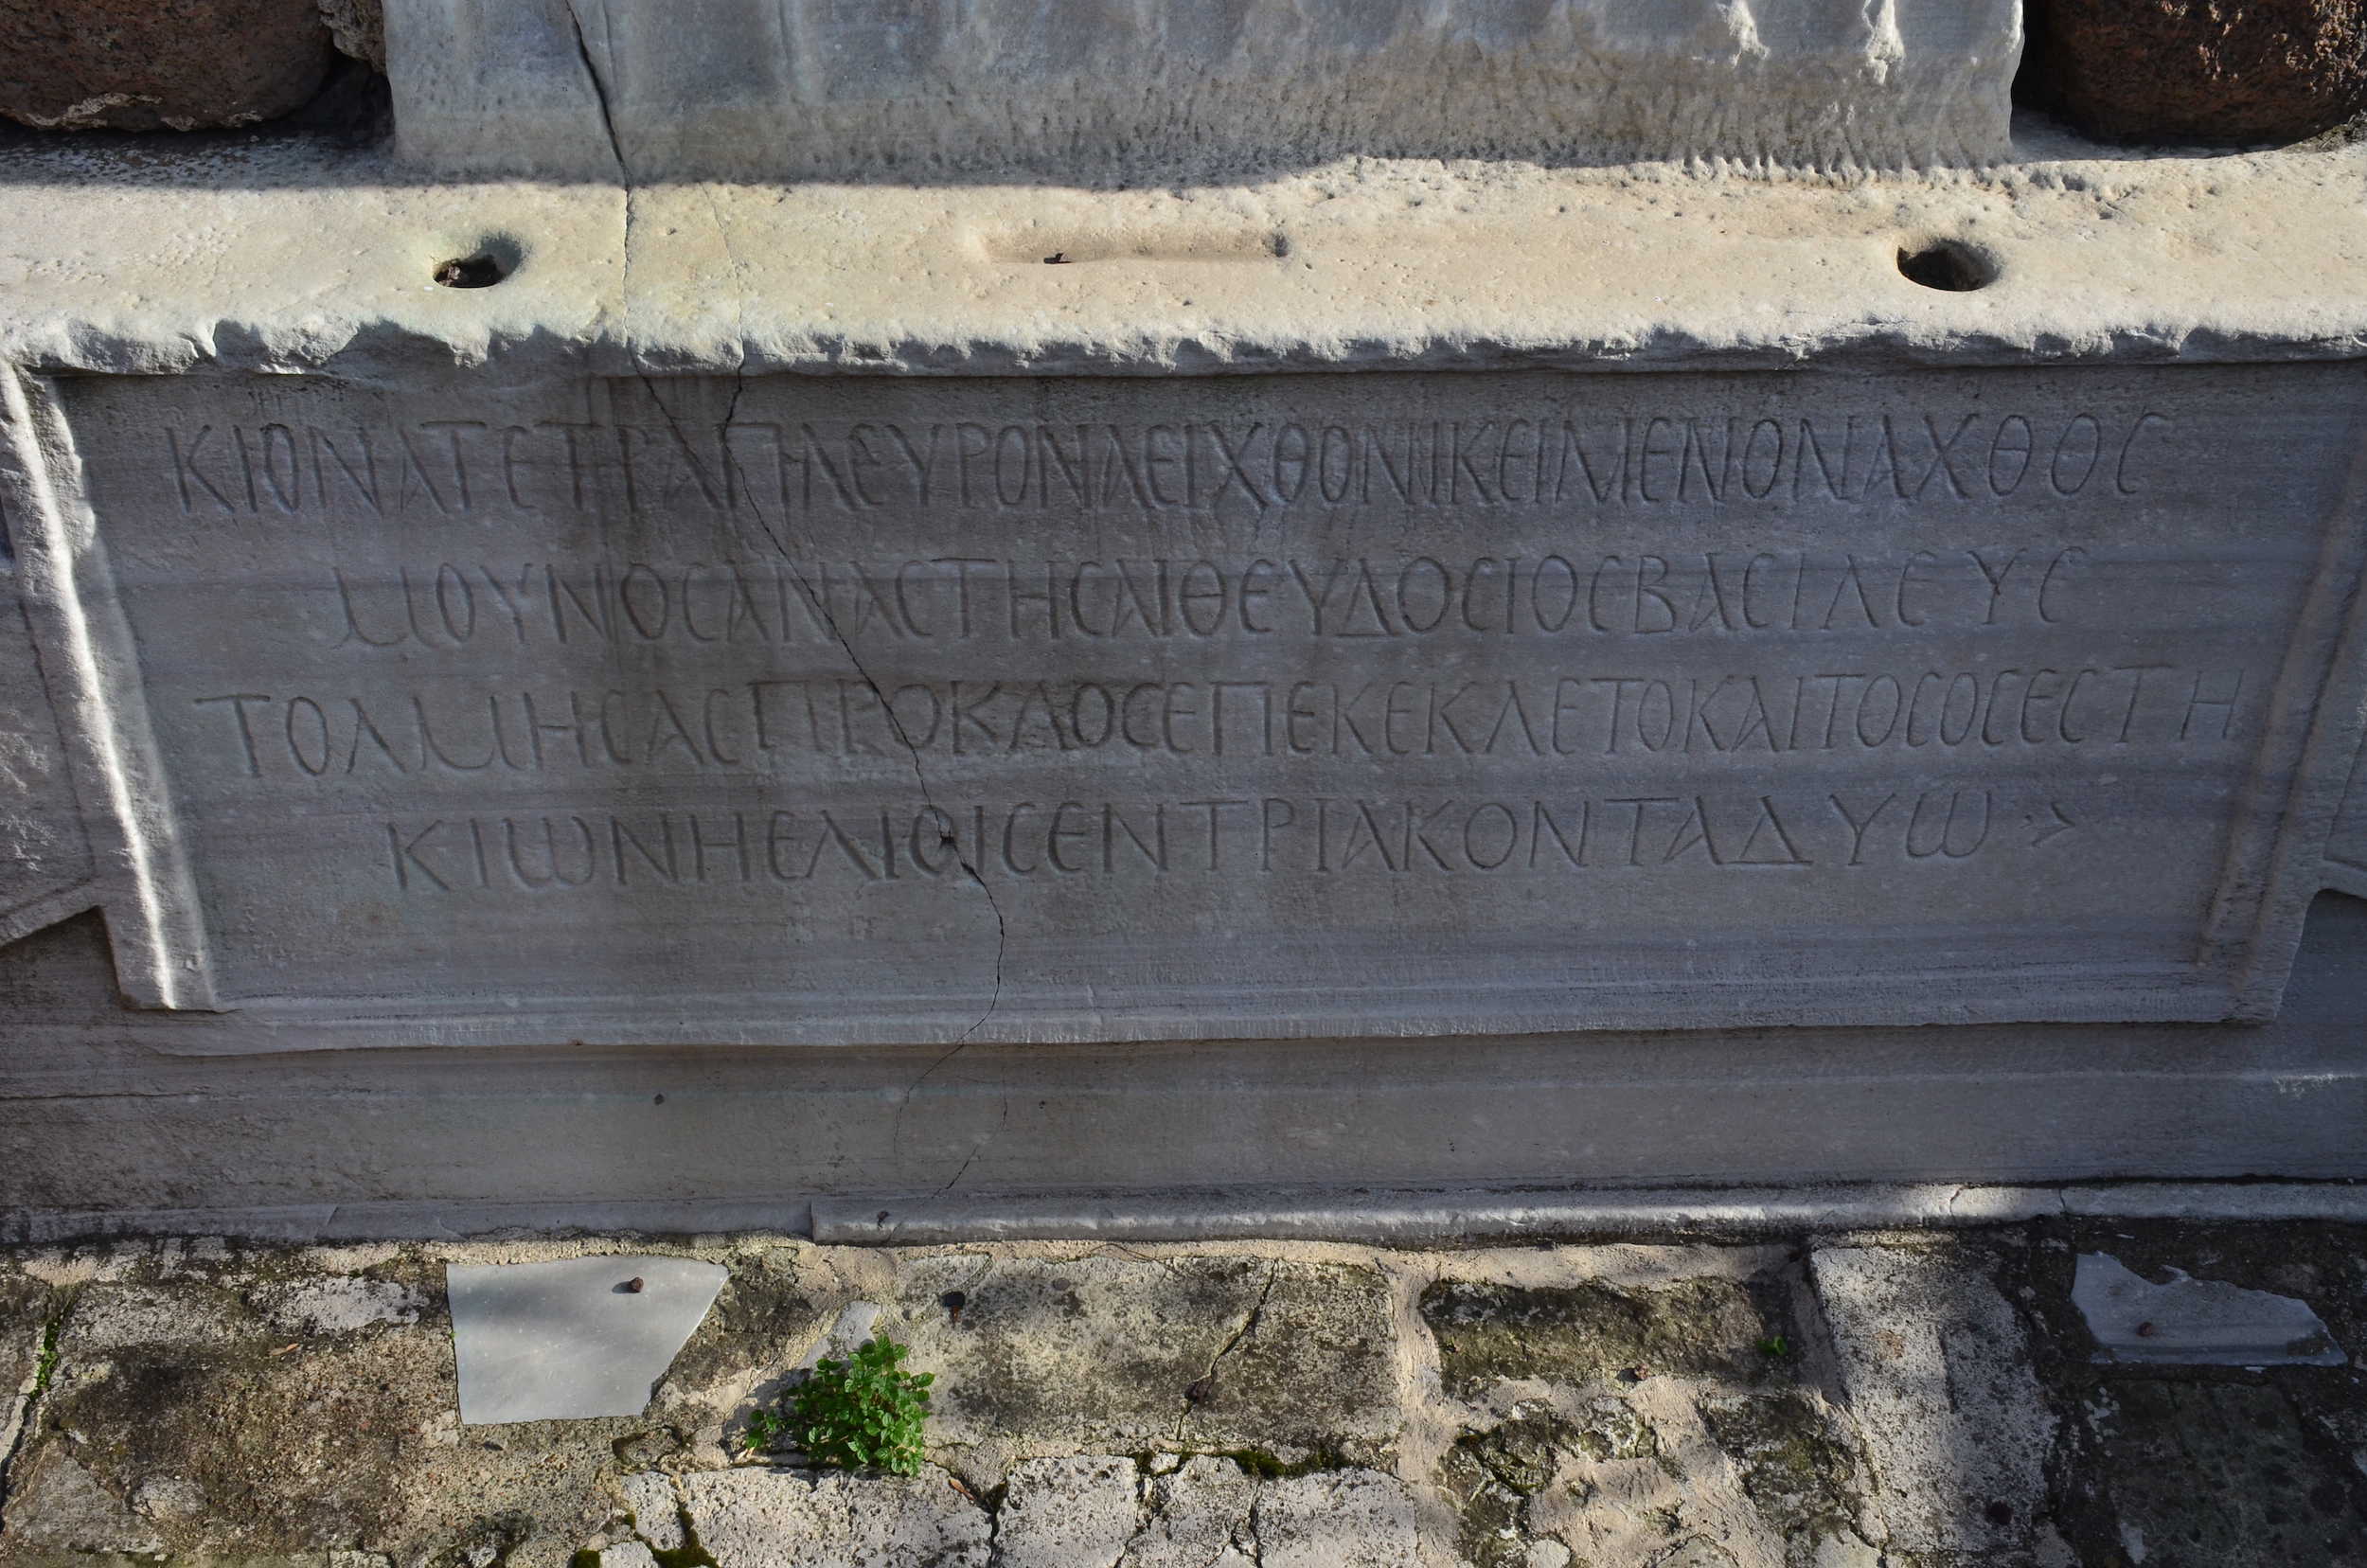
[448,1255,727,1424]
[2072,1251,2347,1366]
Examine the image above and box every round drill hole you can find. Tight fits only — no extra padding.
[433,253,507,289]
[1896,239,1996,293]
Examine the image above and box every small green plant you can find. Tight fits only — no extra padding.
[750,1333,934,1474]
[30,1316,61,1398]
[1755,1335,1791,1359]
[740,1405,790,1455]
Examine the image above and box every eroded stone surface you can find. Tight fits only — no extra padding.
[0,1246,708,1568]
[2092,1381,2367,1567]
[618,1470,684,1554]
[994,1455,1141,1568]
[1421,1275,1772,1397]
[894,1256,1397,1472]
[5,1226,2367,1566]
[392,0,2020,181]
[1252,1468,1417,1567]
[2029,0,2367,145]
[317,0,384,70]
[0,0,334,130]
[1811,1245,2051,1559]
[678,1467,991,1568]
[1122,1454,1259,1568]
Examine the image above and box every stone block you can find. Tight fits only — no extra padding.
[1421,1275,1772,1397]
[1251,1470,1417,1568]
[677,1468,990,1568]
[0,0,335,132]
[2091,1381,2367,1567]
[1810,1245,2051,1558]
[619,1470,685,1553]
[889,1256,1397,1467]
[996,1455,1142,1568]
[7,364,2361,1049]
[0,89,2364,1228]
[1122,1455,1258,1568]
[2027,0,2367,146]
[388,0,2021,181]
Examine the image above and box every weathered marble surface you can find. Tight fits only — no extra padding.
[389,0,2021,182]
[2328,742,2367,898]
[5,362,2359,1045]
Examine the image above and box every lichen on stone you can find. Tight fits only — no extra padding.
[1419,1277,1772,1397]
[1699,1392,1862,1550]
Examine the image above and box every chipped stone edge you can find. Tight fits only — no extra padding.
[813,1181,2367,1244]
[10,1180,2367,1246]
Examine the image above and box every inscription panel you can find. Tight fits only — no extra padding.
[54,365,2367,1043]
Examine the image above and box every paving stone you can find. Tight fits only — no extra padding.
[2073,1252,2346,1366]
[2027,0,2367,145]
[619,1470,685,1553]
[0,1451,166,1557]
[1651,1538,1742,1567]
[0,0,335,130]
[894,1256,1397,1465]
[1420,1274,1772,1397]
[679,1467,991,1568]
[0,1270,54,1465]
[996,1455,1141,1568]
[2093,1381,2367,1567]
[1698,1392,1863,1548]
[1251,1469,1416,1568]
[448,1256,729,1425]
[17,1261,649,1568]
[253,1274,427,1336]
[1810,1245,2051,1559]
[1121,1454,1259,1568]
[58,1281,246,1352]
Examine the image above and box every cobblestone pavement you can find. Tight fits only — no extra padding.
[0,1219,2362,1566]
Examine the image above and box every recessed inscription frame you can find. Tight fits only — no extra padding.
[16,360,2367,1051]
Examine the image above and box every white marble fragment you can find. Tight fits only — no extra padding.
[389,0,2020,180]
[447,1256,727,1425]
[2073,1253,2346,1366]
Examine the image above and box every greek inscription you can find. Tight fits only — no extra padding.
[161,408,2176,519]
